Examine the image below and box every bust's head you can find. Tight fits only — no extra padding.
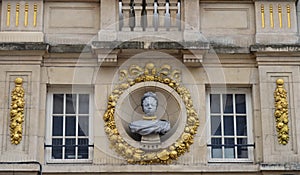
[141,92,158,116]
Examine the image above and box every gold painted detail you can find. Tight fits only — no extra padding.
[278,5,282,28]
[261,4,265,28]
[142,116,157,120]
[270,4,274,28]
[24,3,29,27]
[10,78,25,145]
[103,63,199,164]
[15,3,20,26]
[6,3,11,27]
[274,79,289,145]
[33,3,37,27]
[287,5,291,28]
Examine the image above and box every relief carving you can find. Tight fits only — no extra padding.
[274,78,289,145]
[10,78,25,145]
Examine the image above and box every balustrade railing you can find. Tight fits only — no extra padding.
[119,0,181,32]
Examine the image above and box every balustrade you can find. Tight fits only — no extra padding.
[119,0,181,32]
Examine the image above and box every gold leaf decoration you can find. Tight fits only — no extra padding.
[10,78,25,145]
[274,78,289,145]
[103,63,198,164]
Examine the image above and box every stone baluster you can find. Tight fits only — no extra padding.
[176,0,181,31]
[119,0,124,31]
[164,0,171,31]
[153,0,159,31]
[141,0,148,31]
[129,0,136,31]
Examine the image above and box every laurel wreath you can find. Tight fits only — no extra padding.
[103,63,199,164]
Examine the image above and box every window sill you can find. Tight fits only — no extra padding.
[208,159,253,163]
[46,160,93,164]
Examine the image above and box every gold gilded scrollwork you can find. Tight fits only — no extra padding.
[274,79,289,145]
[103,63,199,164]
[10,78,25,145]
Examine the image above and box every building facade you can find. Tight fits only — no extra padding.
[0,0,300,174]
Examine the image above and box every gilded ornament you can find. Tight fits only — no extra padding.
[10,78,25,145]
[274,78,289,145]
[103,63,198,164]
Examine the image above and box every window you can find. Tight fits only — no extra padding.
[45,87,93,162]
[207,88,253,162]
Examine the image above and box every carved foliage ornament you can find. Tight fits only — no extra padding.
[274,79,289,145]
[103,63,199,164]
[10,78,25,145]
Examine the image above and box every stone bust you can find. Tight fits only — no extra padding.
[129,92,170,136]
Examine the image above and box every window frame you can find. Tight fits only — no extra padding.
[206,88,254,163]
[45,86,93,163]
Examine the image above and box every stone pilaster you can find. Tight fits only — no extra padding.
[254,0,298,44]
[0,0,43,42]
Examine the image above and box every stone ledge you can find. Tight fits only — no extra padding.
[49,44,92,53]
[0,43,47,51]
[92,41,210,50]
[250,44,300,52]
[92,41,144,49]
[260,163,300,171]
[211,44,250,54]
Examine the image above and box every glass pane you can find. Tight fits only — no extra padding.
[237,138,248,158]
[78,138,89,159]
[53,94,63,114]
[236,94,246,114]
[223,94,233,113]
[224,116,234,136]
[52,139,62,159]
[79,94,89,114]
[211,116,221,136]
[211,138,222,158]
[65,139,76,159]
[78,116,89,136]
[66,94,77,114]
[225,138,235,158]
[237,116,247,136]
[66,116,76,136]
[210,94,220,113]
[52,116,63,136]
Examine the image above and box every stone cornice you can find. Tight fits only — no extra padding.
[251,44,300,53]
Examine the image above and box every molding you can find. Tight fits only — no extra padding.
[0,32,43,42]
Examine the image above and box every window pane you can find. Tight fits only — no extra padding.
[211,138,222,158]
[224,138,235,158]
[66,94,77,114]
[224,116,234,136]
[78,138,89,159]
[66,116,76,136]
[79,94,89,114]
[237,138,248,158]
[52,116,63,136]
[65,139,76,159]
[78,116,89,136]
[211,116,221,136]
[52,139,62,159]
[210,94,220,113]
[237,116,247,136]
[223,94,233,113]
[53,94,63,114]
[236,94,246,114]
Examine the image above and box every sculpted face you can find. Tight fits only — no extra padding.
[142,96,157,116]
